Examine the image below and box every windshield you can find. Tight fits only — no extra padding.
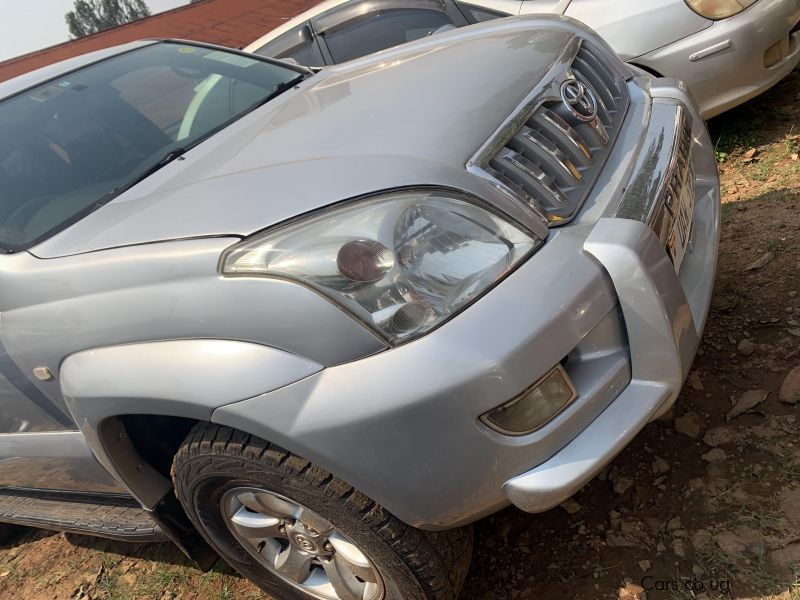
[0,41,304,252]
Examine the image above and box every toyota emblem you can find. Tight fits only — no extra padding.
[560,79,598,122]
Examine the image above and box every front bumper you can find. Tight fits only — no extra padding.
[637,0,800,118]
[214,79,721,530]
[504,79,720,513]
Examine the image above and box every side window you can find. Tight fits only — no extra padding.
[320,9,454,63]
[456,2,508,22]
[253,24,326,67]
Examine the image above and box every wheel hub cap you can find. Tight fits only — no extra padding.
[221,487,384,600]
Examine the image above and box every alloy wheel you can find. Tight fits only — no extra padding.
[221,486,385,600]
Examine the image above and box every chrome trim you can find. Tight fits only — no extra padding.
[467,37,630,226]
[559,79,599,122]
[492,149,569,205]
[537,109,593,160]
[468,36,582,173]
[520,127,581,181]
[572,58,615,121]
[588,115,610,145]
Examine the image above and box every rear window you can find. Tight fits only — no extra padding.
[322,9,453,63]
[0,42,303,252]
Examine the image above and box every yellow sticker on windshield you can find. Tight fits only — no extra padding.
[177,47,196,54]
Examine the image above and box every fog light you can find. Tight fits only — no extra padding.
[764,37,790,68]
[481,365,577,435]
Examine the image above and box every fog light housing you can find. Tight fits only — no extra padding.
[764,36,790,68]
[480,365,577,435]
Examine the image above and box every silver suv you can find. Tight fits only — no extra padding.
[0,16,719,600]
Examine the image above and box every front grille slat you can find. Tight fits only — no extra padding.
[475,39,630,224]
[576,46,627,104]
[512,127,582,185]
[572,59,615,123]
[491,149,570,208]
[532,109,593,162]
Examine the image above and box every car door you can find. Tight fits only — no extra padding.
[310,0,469,64]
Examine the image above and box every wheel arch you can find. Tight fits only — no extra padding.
[59,338,323,507]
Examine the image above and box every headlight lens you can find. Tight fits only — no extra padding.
[222,190,539,343]
[684,0,757,19]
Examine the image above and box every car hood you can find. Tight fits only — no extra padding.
[34,17,576,258]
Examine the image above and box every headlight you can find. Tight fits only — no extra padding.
[684,0,757,19]
[221,189,539,343]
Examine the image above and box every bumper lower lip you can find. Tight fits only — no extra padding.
[504,379,671,512]
[503,86,721,514]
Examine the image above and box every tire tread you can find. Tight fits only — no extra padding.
[172,423,472,600]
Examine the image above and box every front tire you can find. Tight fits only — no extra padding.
[171,424,472,600]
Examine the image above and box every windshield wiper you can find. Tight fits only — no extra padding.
[251,74,307,111]
[91,146,190,209]
[128,146,190,189]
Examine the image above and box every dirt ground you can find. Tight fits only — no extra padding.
[1,68,799,600]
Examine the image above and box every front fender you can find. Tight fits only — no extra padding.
[60,339,322,507]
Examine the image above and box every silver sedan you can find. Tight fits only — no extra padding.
[247,0,800,118]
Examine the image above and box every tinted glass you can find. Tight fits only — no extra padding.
[0,42,302,251]
[456,2,507,22]
[322,9,452,63]
[254,25,327,67]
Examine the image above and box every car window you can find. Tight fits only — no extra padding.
[456,2,507,22]
[0,42,303,252]
[321,9,454,63]
[253,24,327,67]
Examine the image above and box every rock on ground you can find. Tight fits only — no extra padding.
[675,411,704,438]
[727,390,768,422]
[560,499,582,515]
[688,371,704,391]
[702,448,727,462]
[651,457,670,474]
[779,366,800,404]
[618,582,647,600]
[703,426,739,447]
[737,339,756,355]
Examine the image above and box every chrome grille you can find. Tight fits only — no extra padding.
[476,39,630,224]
